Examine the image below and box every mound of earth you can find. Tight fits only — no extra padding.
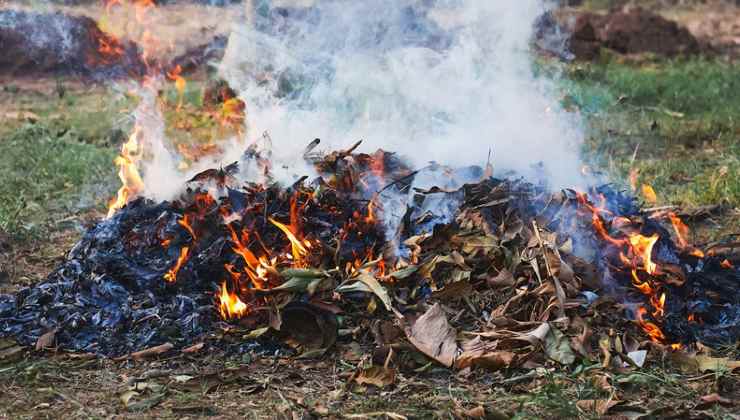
[0,9,145,78]
[568,7,702,60]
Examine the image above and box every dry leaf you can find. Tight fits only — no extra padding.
[35,329,57,351]
[340,271,394,312]
[576,399,619,415]
[698,393,733,407]
[405,304,458,367]
[432,280,473,301]
[695,355,740,373]
[181,342,204,354]
[354,366,397,388]
[670,353,740,374]
[115,343,173,361]
[455,337,515,371]
[120,390,140,408]
[462,406,486,418]
[641,184,657,204]
[279,302,337,351]
[487,269,515,288]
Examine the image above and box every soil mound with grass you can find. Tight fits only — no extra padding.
[0,9,144,78]
[569,7,702,60]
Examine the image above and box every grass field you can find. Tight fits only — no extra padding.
[1,49,739,420]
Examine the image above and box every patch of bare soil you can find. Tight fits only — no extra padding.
[669,3,740,58]
[1,337,738,418]
[565,6,702,60]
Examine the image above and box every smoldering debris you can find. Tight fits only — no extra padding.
[1,146,738,366]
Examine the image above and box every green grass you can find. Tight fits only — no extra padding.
[0,123,116,236]
[567,58,740,210]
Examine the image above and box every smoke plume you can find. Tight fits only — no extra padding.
[213,0,585,190]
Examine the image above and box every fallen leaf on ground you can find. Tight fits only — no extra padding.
[279,302,337,351]
[171,367,256,394]
[115,343,173,361]
[576,399,619,415]
[432,280,473,301]
[697,393,733,408]
[487,269,515,288]
[404,304,458,367]
[181,342,204,354]
[35,329,57,351]
[455,337,515,371]
[120,390,139,408]
[354,366,397,388]
[544,325,575,365]
[670,352,740,373]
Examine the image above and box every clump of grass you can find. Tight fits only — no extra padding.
[0,123,116,236]
[567,58,740,209]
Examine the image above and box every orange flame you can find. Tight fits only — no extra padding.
[667,212,704,257]
[269,218,310,265]
[107,126,145,217]
[627,233,659,275]
[178,214,197,241]
[163,246,189,283]
[636,307,666,342]
[578,192,681,346]
[668,212,689,249]
[217,280,248,319]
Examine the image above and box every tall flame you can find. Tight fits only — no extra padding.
[269,218,310,265]
[107,126,145,217]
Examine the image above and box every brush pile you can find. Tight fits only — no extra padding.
[1,144,738,371]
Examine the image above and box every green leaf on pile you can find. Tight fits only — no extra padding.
[336,270,394,312]
[389,265,418,280]
[270,276,329,294]
[544,325,576,365]
[279,268,327,278]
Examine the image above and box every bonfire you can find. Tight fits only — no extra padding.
[0,1,739,417]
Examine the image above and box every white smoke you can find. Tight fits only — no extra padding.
[213,0,585,190]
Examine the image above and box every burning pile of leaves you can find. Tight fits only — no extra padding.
[1,141,738,372]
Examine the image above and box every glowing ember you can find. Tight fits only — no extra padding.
[217,281,248,319]
[721,259,734,269]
